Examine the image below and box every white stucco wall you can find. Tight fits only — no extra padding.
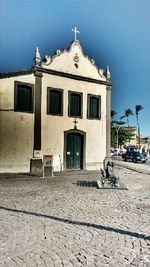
[41,73,107,170]
[0,74,35,172]
[0,40,110,173]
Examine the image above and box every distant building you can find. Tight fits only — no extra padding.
[111,126,137,149]
[0,31,112,173]
[137,135,150,154]
[120,127,150,155]
[124,127,137,147]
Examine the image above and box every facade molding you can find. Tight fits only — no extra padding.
[34,67,113,86]
[0,67,113,87]
[0,70,33,79]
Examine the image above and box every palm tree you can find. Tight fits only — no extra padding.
[111,110,117,148]
[111,110,126,149]
[120,109,134,143]
[135,105,143,150]
[111,110,117,120]
[120,109,134,127]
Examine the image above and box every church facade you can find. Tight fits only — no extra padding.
[0,36,112,173]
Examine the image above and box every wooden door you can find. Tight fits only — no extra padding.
[66,133,83,169]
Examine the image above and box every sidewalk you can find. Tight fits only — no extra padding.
[113,157,150,175]
[0,166,150,267]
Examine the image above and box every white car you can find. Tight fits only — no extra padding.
[113,149,121,156]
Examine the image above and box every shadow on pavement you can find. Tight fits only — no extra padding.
[0,205,149,241]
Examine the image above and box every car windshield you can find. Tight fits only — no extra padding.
[136,152,141,156]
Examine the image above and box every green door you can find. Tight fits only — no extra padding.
[66,133,83,169]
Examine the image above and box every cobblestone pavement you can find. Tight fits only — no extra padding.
[0,167,150,267]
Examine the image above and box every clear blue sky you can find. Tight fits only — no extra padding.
[0,0,150,136]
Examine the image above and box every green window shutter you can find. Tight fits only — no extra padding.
[90,97,99,118]
[48,90,62,115]
[16,84,32,112]
[70,93,81,117]
[88,95,101,119]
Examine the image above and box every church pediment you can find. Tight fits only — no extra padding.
[39,40,106,81]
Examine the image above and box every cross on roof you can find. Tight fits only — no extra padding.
[73,119,78,129]
[72,26,80,41]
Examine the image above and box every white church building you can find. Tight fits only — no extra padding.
[0,28,112,174]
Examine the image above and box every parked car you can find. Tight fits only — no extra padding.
[113,149,121,156]
[123,151,147,163]
[122,146,139,160]
[126,146,138,152]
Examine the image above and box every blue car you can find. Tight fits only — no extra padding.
[123,151,147,163]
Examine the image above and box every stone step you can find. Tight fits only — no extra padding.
[54,170,99,176]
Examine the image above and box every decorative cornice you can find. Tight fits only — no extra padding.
[0,69,33,79]
[41,40,108,80]
[34,70,43,77]
[0,66,113,87]
[0,67,112,86]
[42,40,82,67]
[34,67,112,86]
[106,85,112,91]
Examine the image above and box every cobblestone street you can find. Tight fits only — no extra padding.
[0,166,150,267]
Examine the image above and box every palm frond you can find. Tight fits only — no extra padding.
[135,105,143,114]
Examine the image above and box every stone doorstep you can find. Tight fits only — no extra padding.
[97,180,128,190]
[54,170,99,176]
[76,179,128,190]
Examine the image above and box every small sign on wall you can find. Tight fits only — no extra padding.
[43,155,53,166]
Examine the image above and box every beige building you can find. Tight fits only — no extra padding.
[0,37,112,173]
[138,136,150,154]
[124,127,137,147]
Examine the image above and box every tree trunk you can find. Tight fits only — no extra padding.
[127,118,130,143]
[136,113,140,150]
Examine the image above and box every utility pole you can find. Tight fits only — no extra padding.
[116,126,122,157]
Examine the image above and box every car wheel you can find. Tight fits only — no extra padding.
[133,158,137,163]
[124,158,127,162]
